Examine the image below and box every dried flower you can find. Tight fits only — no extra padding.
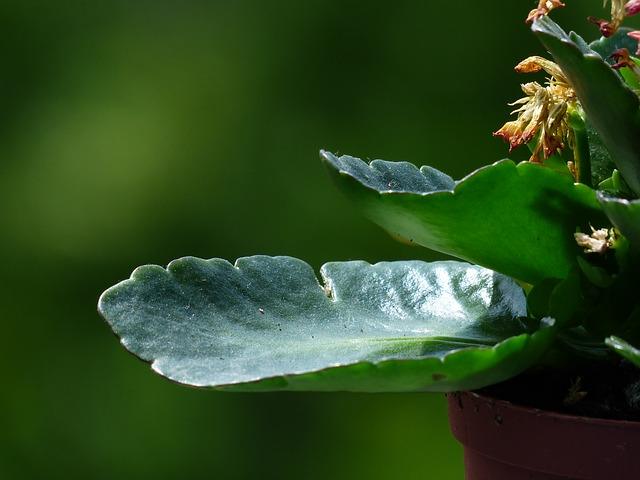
[611,48,640,71]
[494,57,576,162]
[611,48,640,90]
[626,0,640,15]
[574,227,615,254]
[527,0,566,23]
[589,0,640,37]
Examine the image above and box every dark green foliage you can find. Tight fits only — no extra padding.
[322,151,604,284]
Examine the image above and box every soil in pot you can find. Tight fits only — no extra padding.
[480,359,640,421]
[447,360,640,479]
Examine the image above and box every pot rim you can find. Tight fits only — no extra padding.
[456,390,640,428]
[448,390,640,479]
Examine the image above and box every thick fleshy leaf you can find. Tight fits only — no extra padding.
[532,16,640,196]
[598,192,640,248]
[322,151,604,285]
[98,256,555,392]
[606,336,640,367]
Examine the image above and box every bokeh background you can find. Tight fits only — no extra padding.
[2,1,632,478]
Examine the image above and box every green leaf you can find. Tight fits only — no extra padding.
[619,60,640,92]
[590,27,639,61]
[98,256,555,392]
[598,169,633,197]
[532,17,640,196]
[528,269,587,329]
[322,151,604,285]
[605,336,640,367]
[577,256,613,288]
[598,192,640,248]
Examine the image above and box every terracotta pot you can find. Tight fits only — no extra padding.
[447,391,640,479]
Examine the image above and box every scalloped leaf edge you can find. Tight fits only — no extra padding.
[99,256,556,392]
[320,150,598,202]
[321,150,603,284]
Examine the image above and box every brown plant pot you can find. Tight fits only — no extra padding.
[447,391,640,480]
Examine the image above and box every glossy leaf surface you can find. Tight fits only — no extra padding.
[532,17,640,195]
[99,256,555,392]
[322,151,603,285]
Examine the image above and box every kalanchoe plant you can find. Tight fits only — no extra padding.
[100,2,640,414]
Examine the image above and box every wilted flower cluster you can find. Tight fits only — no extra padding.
[575,227,616,254]
[494,57,576,163]
[611,48,640,76]
[527,0,566,23]
[588,0,640,38]
[497,1,640,167]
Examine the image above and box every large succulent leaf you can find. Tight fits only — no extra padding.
[322,151,604,285]
[606,336,640,367]
[98,256,555,392]
[532,16,640,196]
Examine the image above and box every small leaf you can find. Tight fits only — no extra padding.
[598,169,633,196]
[322,151,604,285]
[606,336,640,367]
[532,17,640,196]
[620,61,640,92]
[598,192,640,248]
[590,28,639,62]
[98,256,556,392]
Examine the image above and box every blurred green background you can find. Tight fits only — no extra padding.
[2,1,629,478]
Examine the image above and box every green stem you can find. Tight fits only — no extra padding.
[569,111,592,187]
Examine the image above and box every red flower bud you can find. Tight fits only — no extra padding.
[588,17,616,37]
[626,0,640,16]
[611,48,634,69]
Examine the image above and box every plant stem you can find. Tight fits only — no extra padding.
[569,111,592,187]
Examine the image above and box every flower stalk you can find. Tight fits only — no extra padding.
[567,110,592,186]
